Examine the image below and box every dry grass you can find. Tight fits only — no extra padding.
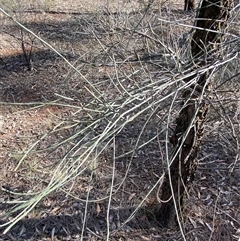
[0,0,240,240]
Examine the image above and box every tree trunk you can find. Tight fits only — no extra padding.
[156,0,234,227]
[184,0,195,11]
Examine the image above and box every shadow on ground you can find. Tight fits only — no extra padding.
[0,204,171,240]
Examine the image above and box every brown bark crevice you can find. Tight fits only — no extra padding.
[156,0,234,227]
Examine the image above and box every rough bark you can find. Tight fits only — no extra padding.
[184,0,195,11]
[156,0,234,227]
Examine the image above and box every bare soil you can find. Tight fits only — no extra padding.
[0,0,239,240]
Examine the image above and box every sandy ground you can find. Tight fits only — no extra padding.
[0,1,239,240]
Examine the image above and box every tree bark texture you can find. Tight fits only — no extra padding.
[184,0,195,11]
[156,0,234,227]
